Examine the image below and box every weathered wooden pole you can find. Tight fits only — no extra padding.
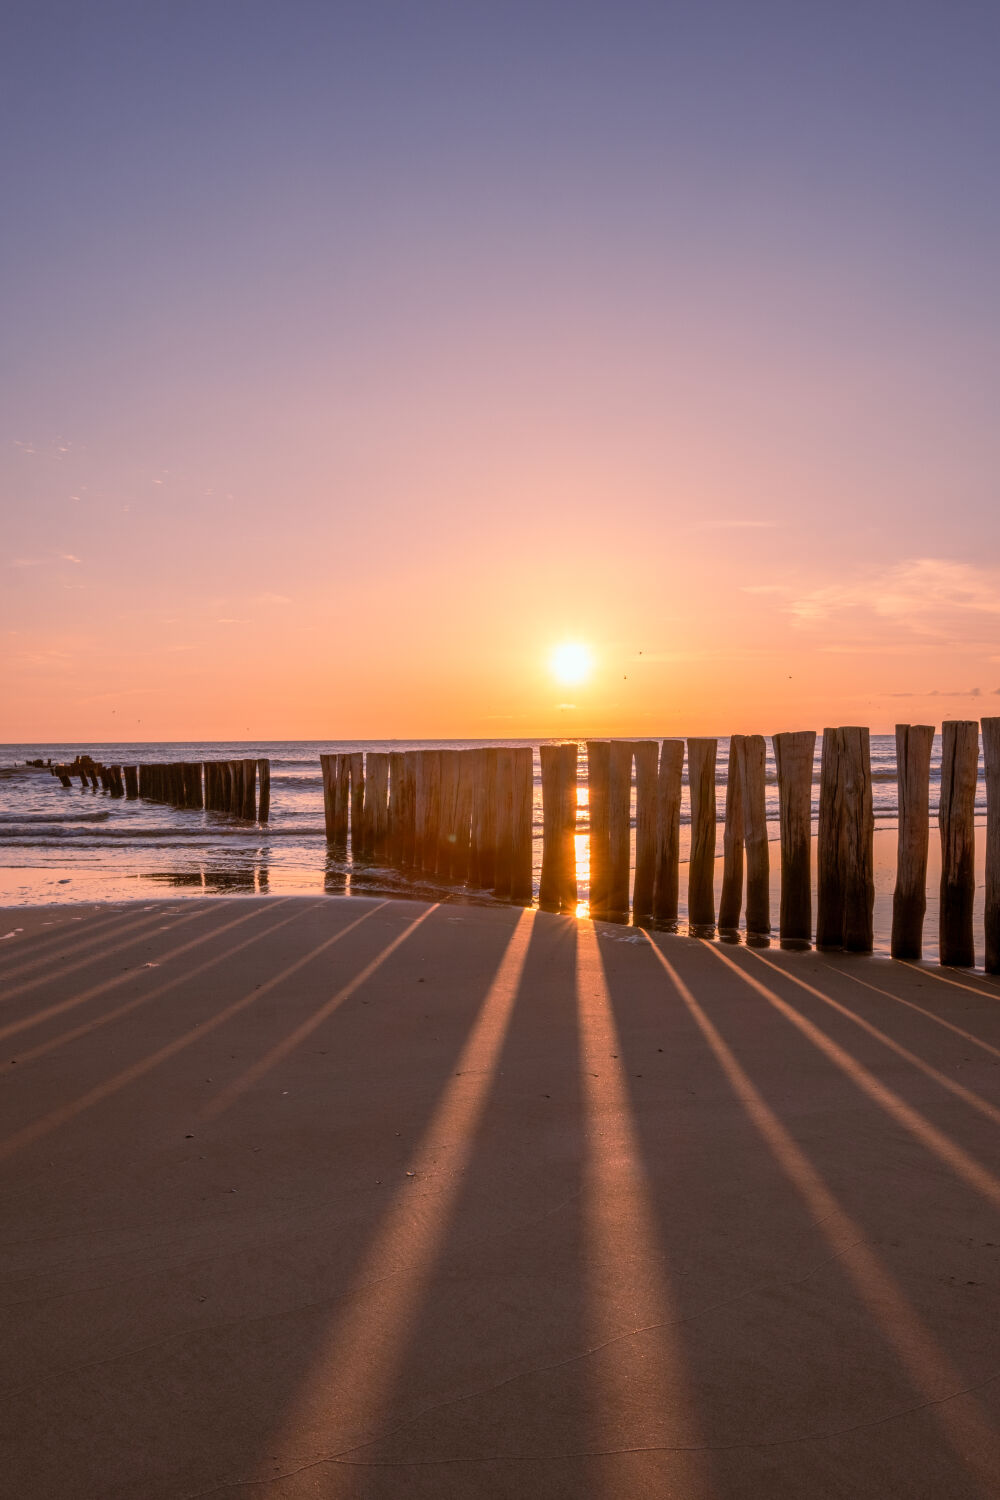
[718,735,745,933]
[437,749,460,878]
[891,725,934,960]
[631,741,659,925]
[511,746,534,905]
[558,742,578,912]
[321,754,337,840]
[190,762,205,809]
[982,718,1000,974]
[468,749,487,886]
[242,758,257,820]
[257,759,270,824]
[451,750,474,884]
[387,751,405,864]
[539,744,564,912]
[652,740,684,925]
[939,720,978,968]
[737,735,770,938]
[841,727,874,953]
[586,740,611,918]
[474,748,498,889]
[608,741,633,922]
[401,750,419,866]
[348,752,365,857]
[816,729,845,948]
[773,730,816,948]
[493,749,514,899]
[124,765,139,799]
[687,738,717,932]
[365,752,390,859]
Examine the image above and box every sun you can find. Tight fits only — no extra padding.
[550,642,592,685]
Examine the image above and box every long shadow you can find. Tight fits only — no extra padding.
[711,946,1000,1212]
[0,904,165,983]
[1,902,529,1500]
[816,961,1000,1063]
[0,899,277,1050]
[246,914,595,1498]
[598,933,1000,1499]
[0,902,213,1002]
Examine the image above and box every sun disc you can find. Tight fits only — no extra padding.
[550,642,592,685]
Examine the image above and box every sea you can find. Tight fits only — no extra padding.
[0,737,989,959]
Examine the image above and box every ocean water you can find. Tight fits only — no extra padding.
[0,738,989,957]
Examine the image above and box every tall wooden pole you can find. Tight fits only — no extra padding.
[652,740,684,925]
[631,741,659,925]
[841,727,874,953]
[348,752,365,859]
[891,725,933,959]
[718,735,745,933]
[939,720,978,968]
[608,740,633,922]
[738,735,770,938]
[773,730,815,948]
[687,738,717,932]
[493,749,514,899]
[539,744,564,912]
[586,740,611,919]
[511,746,534,905]
[257,759,270,824]
[816,728,845,949]
[982,718,1000,974]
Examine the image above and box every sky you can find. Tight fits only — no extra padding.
[2,0,999,741]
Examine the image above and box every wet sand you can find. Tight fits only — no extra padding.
[2,896,999,1498]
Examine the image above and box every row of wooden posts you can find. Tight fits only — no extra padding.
[321,720,1000,972]
[52,757,270,822]
[320,749,534,902]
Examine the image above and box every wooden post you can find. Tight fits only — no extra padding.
[511,746,534,905]
[816,729,845,948]
[124,765,139,799]
[257,759,270,824]
[190,762,205,810]
[474,748,498,890]
[539,744,564,912]
[388,751,405,864]
[559,742,578,913]
[631,741,658,924]
[364,752,390,859]
[718,735,745,933]
[653,740,684,925]
[401,750,419,866]
[608,740,633,922]
[586,740,611,918]
[841,727,874,953]
[982,719,1000,974]
[437,749,460,878]
[348,752,365,857]
[449,751,473,884]
[737,735,770,938]
[493,749,514,899]
[939,720,978,968]
[891,725,934,961]
[773,730,816,948]
[468,749,487,886]
[321,754,337,841]
[687,738,717,932]
[242,759,257,820]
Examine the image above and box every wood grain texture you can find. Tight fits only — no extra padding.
[939,720,978,968]
[631,741,659,924]
[719,734,745,933]
[608,741,633,922]
[891,724,933,960]
[738,735,770,937]
[687,738,717,931]
[773,730,815,947]
[652,740,684,925]
[586,741,611,918]
[983,718,1000,974]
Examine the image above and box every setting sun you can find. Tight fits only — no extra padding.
[550,642,592,685]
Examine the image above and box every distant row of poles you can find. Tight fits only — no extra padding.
[319,720,1000,973]
[51,755,270,822]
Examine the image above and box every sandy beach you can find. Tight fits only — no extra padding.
[2,895,999,1498]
